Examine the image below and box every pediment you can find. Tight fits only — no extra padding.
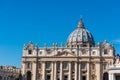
[54,51,76,57]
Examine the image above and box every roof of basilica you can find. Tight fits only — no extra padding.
[67,19,95,47]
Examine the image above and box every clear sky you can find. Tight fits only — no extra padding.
[0,0,120,68]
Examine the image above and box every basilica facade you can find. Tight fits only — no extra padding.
[21,19,115,80]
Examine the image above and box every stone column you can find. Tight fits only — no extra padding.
[75,62,78,80]
[109,73,112,80]
[69,62,71,80]
[96,63,100,80]
[42,62,46,80]
[109,73,114,80]
[51,62,54,80]
[112,73,114,80]
[79,62,81,80]
[32,62,36,80]
[21,62,25,75]
[60,62,63,80]
[54,62,57,80]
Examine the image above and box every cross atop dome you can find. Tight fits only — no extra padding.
[78,18,85,28]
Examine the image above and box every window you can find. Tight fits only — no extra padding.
[39,51,42,54]
[46,75,51,80]
[81,63,86,69]
[63,62,68,69]
[71,63,75,72]
[104,49,108,54]
[57,62,60,70]
[82,76,86,80]
[28,50,32,55]
[46,62,51,69]
[64,75,68,80]
[92,51,96,55]
[82,49,86,55]
[103,64,107,70]
[27,63,31,69]
[103,72,108,80]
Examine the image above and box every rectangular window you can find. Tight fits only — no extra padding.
[46,62,51,69]
[63,62,68,70]
[57,62,60,70]
[103,64,107,70]
[27,62,31,69]
[46,75,51,80]
[104,49,108,54]
[64,75,68,80]
[81,63,86,69]
[71,63,75,73]
[82,76,86,80]
[28,50,32,55]
[92,51,96,55]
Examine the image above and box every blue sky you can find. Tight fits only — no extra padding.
[0,0,120,68]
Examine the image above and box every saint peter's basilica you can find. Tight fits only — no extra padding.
[21,19,116,80]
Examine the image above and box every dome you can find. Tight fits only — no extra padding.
[67,19,95,47]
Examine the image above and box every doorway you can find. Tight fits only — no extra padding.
[27,71,31,80]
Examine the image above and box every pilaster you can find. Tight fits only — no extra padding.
[42,62,46,80]
[87,63,90,80]
[79,62,81,80]
[54,62,57,80]
[22,62,25,75]
[51,62,54,80]
[69,62,71,80]
[32,62,36,80]
[60,62,63,80]
[75,62,78,80]
[96,63,100,80]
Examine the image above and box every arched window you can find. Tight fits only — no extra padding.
[27,71,31,80]
[103,72,108,80]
